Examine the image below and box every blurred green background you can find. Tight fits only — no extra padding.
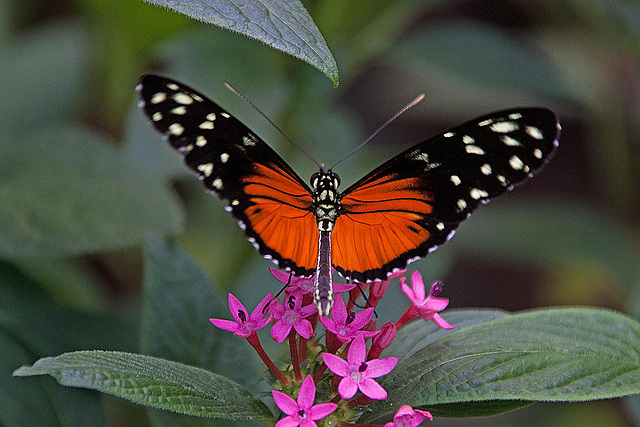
[1,0,640,425]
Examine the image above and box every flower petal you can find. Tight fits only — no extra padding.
[319,316,337,334]
[271,319,293,343]
[309,402,338,420]
[297,376,316,409]
[272,390,299,415]
[348,307,375,330]
[208,318,240,333]
[410,271,426,301]
[431,313,454,330]
[322,353,349,377]
[330,295,347,324]
[275,417,301,427]
[338,377,358,399]
[228,293,248,323]
[294,318,314,339]
[250,292,274,322]
[401,281,417,302]
[364,357,398,378]
[347,333,367,365]
[358,378,387,400]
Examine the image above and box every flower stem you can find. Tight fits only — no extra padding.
[289,329,302,382]
[246,333,289,385]
[394,306,417,330]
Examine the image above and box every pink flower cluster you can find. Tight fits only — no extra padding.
[209,268,452,426]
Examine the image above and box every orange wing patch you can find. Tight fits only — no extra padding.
[241,163,319,274]
[333,174,435,281]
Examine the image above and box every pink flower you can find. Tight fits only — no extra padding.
[384,405,433,426]
[209,293,273,338]
[270,289,317,343]
[269,267,355,295]
[322,334,397,400]
[272,375,337,427]
[401,272,453,329]
[319,295,377,344]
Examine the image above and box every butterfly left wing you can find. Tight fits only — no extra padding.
[334,108,560,283]
[137,75,319,277]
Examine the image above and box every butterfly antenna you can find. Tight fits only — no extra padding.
[224,82,321,169]
[330,93,425,170]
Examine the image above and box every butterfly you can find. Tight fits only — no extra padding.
[137,75,560,315]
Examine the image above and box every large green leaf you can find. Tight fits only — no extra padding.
[141,0,338,86]
[14,351,274,424]
[394,22,574,103]
[361,307,640,422]
[141,237,261,389]
[0,21,88,134]
[0,267,135,427]
[0,124,183,259]
[452,201,640,290]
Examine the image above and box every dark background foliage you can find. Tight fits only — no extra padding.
[1,0,640,425]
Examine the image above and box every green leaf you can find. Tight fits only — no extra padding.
[13,351,274,424]
[140,237,261,389]
[0,124,183,259]
[386,309,510,362]
[453,201,640,290]
[0,267,133,426]
[361,307,640,422]
[141,0,338,86]
[392,21,576,105]
[0,21,88,134]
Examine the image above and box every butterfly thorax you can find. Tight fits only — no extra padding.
[310,170,341,232]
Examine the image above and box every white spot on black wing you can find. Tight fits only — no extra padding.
[151,92,167,104]
[169,123,184,136]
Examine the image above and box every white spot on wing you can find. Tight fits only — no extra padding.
[221,112,231,119]
[533,148,543,159]
[462,135,475,144]
[199,121,214,129]
[197,163,214,177]
[444,132,455,138]
[481,164,492,175]
[436,222,445,231]
[196,136,207,147]
[243,136,256,146]
[220,153,229,163]
[465,145,485,155]
[501,135,521,146]
[167,83,179,90]
[526,126,543,140]
[451,175,461,186]
[169,123,184,136]
[457,199,467,210]
[152,112,163,122]
[212,178,223,189]
[207,113,217,121]
[478,118,493,127]
[151,92,167,104]
[470,188,489,200]
[509,155,524,170]
[173,93,194,105]
[508,113,522,120]
[490,121,519,133]
[171,106,187,115]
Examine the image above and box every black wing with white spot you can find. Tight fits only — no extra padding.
[137,74,319,276]
[334,108,560,282]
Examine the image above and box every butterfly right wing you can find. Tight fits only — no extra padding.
[334,108,560,283]
[137,75,318,276]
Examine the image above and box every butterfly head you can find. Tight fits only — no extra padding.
[310,170,341,191]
